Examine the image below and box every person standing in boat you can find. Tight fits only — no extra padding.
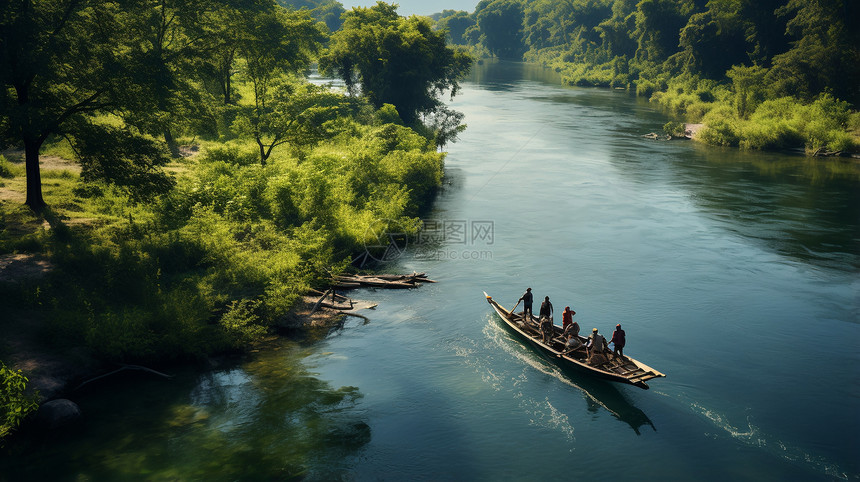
[539,296,554,343]
[587,328,607,360]
[539,296,553,320]
[561,306,577,336]
[609,323,626,358]
[519,288,534,322]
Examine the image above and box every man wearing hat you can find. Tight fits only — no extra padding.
[587,327,607,361]
[609,323,626,358]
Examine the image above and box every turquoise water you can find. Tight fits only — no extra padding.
[2,61,858,480]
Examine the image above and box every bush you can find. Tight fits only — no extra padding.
[738,119,802,150]
[663,122,686,137]
[0,156,23,179]
[219,299,267,348]
[0,361,40,442]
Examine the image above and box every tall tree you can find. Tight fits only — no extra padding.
[319,2,472,125]
[233,78,353,165]
[233,8,330,164]
[0,0,135,209]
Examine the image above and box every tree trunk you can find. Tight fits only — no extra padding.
[164,127,180,158]
[223,72,232,104]
[24,138,46,210]
[257,139,268,166]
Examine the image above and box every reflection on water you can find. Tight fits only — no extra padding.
[470,60,860,274]
[0,342,369,480]
[469,60,563,91]
[608,140,860,272]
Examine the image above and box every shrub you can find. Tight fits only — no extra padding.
[0,362,40,442]
[219,299,267,348]
[0,156,23,179]
[663,122,686,137]
[738,120,802,150]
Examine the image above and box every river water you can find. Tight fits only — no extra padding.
[2,61,858,481]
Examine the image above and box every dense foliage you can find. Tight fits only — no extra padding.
[435,0,860,154]
[320,2,473,125]
[0,0,461,434]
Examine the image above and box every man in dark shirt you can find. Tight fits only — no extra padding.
[519,288,533,321]
[609,323,626,358]
[539,296,553,320]
[539,296,554,343]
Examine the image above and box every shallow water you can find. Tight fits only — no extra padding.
[2,60,858,481]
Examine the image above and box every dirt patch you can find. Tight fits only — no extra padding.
[684,123,705,139]
[278,294,377,329]
[0,254,53,284]
[0,150,80,173]
[179,144,201,158]
[2,310,97,401]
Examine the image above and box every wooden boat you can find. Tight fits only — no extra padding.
[484,292,665,389]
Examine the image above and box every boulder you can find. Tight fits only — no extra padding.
[35,399,82,430]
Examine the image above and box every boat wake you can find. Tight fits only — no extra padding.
[450,319,577,444]
[666,395,851,480]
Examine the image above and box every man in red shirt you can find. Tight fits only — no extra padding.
[609,323,626,358]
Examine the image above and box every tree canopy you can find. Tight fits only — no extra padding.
[319,2,472,125]
[463,0,858,107]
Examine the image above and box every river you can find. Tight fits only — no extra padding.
[2,60,858,481]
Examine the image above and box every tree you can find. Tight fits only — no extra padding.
[313,1,346,33]
[120,0,273,157]
[422,105,466,151]
[474,0,527,59]
[768,0,860,105]
[726,64,768,118]
[633,0,695,63]
[0,0,136,209]
[436,10,475,45]
[319,2,472,125]
[595,0,638,59]
[234,8,328,164]
[233,79,354,164]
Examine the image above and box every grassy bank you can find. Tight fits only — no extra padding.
[523,50,860,155]
[0,106,443,376]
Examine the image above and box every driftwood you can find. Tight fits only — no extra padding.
[75,364,173,391]
[642,132,672,141]
[812,147,843,157]
[309,288,334,315]
[330,272,436,290]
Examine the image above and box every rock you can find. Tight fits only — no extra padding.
[35,399,82,430]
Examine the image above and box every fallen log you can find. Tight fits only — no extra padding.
[331,272,436,289]
[309,288,333,315]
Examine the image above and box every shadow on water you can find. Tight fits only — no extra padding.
[0,341,369,480]
[538,351,656,436]
[490,316,655,435]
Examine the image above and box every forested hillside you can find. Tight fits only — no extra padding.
[436,0,860,154]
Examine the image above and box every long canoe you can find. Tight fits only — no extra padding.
[484,292,665,389]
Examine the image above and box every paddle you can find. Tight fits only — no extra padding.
[508,298,521,318]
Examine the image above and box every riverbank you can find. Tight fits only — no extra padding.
[0,115,445,440]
